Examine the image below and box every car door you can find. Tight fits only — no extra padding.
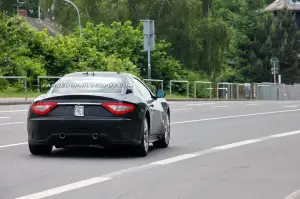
[130,77,163,135]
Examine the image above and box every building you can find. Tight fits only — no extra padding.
[264,0,300,27]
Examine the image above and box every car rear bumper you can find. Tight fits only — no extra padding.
[27,117,143,147]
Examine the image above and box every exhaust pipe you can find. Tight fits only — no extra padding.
[92,133,99,140]
[59,132,65,139]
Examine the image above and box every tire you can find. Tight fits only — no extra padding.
[153,113,170,148]
[29,143,52,155]
[135,117,149,157]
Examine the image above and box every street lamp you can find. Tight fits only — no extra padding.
[62,0,82,38]
[38,0,82,38]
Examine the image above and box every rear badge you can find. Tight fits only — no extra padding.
[74,105,84,117]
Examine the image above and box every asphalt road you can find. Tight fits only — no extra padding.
[1,101,300,199]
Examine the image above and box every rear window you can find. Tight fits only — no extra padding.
[51,77,131,94]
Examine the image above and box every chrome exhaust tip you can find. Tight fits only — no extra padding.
[59,132,65,139]
[92,133,99,140]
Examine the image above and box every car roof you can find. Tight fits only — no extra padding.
[63,71,138,79]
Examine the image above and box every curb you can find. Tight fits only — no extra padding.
[0,98,254,106]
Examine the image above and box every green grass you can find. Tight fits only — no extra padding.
[165,94,187,98]
[0,87,44,98]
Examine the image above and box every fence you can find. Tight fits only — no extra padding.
[2,75,300,100]
[254,82,300,100]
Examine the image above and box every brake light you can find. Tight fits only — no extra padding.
[31,102,57,115]
[102,102,135,115]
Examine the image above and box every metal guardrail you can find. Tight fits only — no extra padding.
[194,81,212,98]
[2,75,300,100]
[169,80,189,98]
[143,79,163,90]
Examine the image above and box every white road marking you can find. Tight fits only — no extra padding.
[186,103,216,106]
[151,154,198,165]
[1,108,300,148]
[15,129,300,199]
[170,108,300,125]
[211,105,229,108]
[285,189,300,199]
[284,105,298,108]
[280,101,295,104]
[172,108,192,111]
[0,142,27,148]
[212,139,261,150]
[15,177,112,199]
[0,122,25,126]
[0,117,10,119]
[246,103,259,106]
[0,110,27,113]
[269,131,300,138]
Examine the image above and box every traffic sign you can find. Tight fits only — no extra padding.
[270,56,280,75]
[141,20,155,52]
[140,19,155,79]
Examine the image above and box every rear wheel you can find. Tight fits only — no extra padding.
[29,143,52,155]
[153,113,170,148]
[135,117,149,157]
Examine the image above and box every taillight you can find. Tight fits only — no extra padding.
[102,102,135,115]
[31,102,57,115]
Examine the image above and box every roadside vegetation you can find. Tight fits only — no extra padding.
[1,0,300,98]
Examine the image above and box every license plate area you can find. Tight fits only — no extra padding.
[74,105,84,117]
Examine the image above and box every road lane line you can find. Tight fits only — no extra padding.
[211,105,229,108]
[285,189,300,199]
[284,105,298,108]
[151,154,198,165]
[269,131,300,138]
[14,129,300,199]
[0,122,25,126]
[4,109,299,127]
[0,117,10,119]
[0,110,27,113]
[172,108,192,111]
[15,177,112,199]
[171,108,300,125]
[186,103,216,106]
[0,142,27,148]
[2,108,300,148]
[212,139,261,150]
[246,103,259,106]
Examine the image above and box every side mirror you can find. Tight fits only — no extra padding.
[156,90,165,98]
[126,88,133,94]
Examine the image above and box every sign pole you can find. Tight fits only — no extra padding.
[141,19,155,79]
[273,62,276,83]
[147,21,151,79]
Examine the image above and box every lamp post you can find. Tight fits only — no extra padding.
[62,0,82,38]
[37,0,82,38]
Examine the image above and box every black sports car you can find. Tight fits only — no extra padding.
[27,72,171,157]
